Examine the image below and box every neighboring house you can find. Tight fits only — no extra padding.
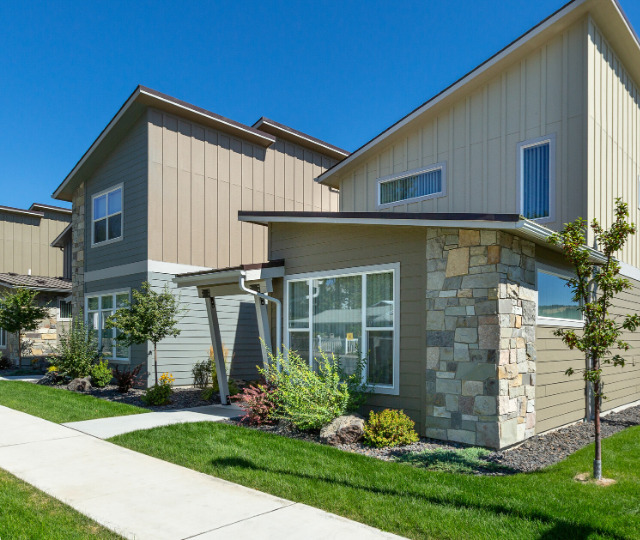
[0,203,72,365]
[52,86,345,386]
[178,0,640,449]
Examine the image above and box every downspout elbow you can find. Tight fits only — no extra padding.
[239,272,282,355]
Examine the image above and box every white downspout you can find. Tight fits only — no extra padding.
[239,272,282,355]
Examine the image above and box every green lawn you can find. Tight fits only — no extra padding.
[112,422,640,540]
[0,468,121,539]
[0,381,146,423]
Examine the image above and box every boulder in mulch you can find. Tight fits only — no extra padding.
[37,372,61,386]
[320,414,365,446]
[67,377,92,392]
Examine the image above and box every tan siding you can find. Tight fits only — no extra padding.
[587,18,640,267]
[147,109,339,268]
[0,210,69,277]
[269,223,427,432]
[338,19,588,233]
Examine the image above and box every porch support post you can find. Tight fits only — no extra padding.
[205,297,230,405]
[254,294,272,369]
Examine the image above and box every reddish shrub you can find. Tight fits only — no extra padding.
[233,384,277,425]
[112,364,142,393]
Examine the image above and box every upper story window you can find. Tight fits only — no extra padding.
[92,185,122,246]
[286,263,399,395]
[536,266,582,327]
[518,135,555,222]
[377,163,446,208]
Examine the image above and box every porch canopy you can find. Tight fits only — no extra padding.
[174,260,284,404]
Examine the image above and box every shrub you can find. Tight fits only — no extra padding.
[0,357,12,370]
[50,315,98,379]
[142,372,174,406]
[262,350,353,431]
[112,364,142,393]
[363,409,419,448]
[233,383,277,425]
[91,359,112,388]
[192,358,212,390]
[47,365,58,372]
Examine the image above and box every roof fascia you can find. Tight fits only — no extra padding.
[0,205,44,218]
[29,203,72,215]
[51,223,72,248]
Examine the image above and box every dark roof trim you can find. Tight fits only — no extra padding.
[239,210,522,223]
[0,205,44,218]
[29,203,72,215]
[252,117,350,160]
[177,259,285,279]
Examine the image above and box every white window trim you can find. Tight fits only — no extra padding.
[58,298,72,321]
[91,183,124,247]
[517,134,556,224]
[284,262,400,395]
[85,289,131,363]
[535,263,583,328]
[376,163,447,209]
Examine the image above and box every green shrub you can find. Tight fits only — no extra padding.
[142,372,174,405]
[363,409,419,448]
[50,315,98,379]
[262,349,356,431]
[90,359,112,388]
[192,358,212,390]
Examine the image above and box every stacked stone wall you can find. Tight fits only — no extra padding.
[425,228,537,448]
[71,182,85,317]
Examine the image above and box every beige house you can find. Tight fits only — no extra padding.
[52,86,345,385]
[178,0,640,449]
[0,203,72,365]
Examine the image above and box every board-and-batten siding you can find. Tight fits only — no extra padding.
[85,116,148,273]
[587,19,640,269]
[0,210,69,277]
[149,272,262,386]
[147,108,339,270]
[536,278,640,435]
[338,18,587,234]
[268,223,427,432]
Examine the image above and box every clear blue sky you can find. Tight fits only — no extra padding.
[1,0,639,210]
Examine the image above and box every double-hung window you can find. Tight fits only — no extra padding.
[86,291,130,361]
[377,163,446,207]
[518,135,555,222]
[92,185,123,245]
[536,266,582,327]
[0,327,6,349]
[286,263,399,394]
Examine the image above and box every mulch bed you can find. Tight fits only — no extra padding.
[228,404,640,475]
[88,385,222,410]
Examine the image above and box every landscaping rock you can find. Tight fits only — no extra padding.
[36,371,60,386]
[320,414,365,445]
[67,377,92,392]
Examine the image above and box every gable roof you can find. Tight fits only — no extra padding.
[317,0,640,187]
[0,273,71,293]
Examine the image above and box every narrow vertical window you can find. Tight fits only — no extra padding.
[519,136,555,221]
[0,328,6,348]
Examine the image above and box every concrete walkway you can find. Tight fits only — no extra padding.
[0,405,403,540]
[63,404,243,439]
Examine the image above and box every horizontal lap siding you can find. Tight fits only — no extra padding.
[339,18,587,236]
[150,273,262,386]
[269,223,427,431]
[85,117,148,272]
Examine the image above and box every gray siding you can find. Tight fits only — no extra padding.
[149,273,263,387]
[85,116,148,273]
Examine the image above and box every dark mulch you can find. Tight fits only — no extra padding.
[228,404,640,475]
[486,404,640,473]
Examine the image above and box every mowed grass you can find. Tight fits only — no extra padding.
[0,381,146,423]
[0,468,121,539]
[112,422,640,540]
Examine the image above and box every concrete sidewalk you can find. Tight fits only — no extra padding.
[0,405,403,540]
[63,403,243,439]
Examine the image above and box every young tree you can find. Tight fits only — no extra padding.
[105,282,182,385]
[548,199,640,480]
[0,288,49,366]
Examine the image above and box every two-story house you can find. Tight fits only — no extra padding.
[0,203,72,364]
[52,86,345,385]
[178,0,640,449]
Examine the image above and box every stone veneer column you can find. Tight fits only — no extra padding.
[71,182,85,318]
[425,228,536,449]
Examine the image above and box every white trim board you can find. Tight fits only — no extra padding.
[84,260,212,283]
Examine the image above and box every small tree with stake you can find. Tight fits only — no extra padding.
[106,282,182,386]
[548,199,640,480]
[0,288,48,367]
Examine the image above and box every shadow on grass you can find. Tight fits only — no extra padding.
[394,447,516,475]
[211,456,627,540]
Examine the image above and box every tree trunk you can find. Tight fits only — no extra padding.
[593,379,602,480]
[153,342,158,386]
